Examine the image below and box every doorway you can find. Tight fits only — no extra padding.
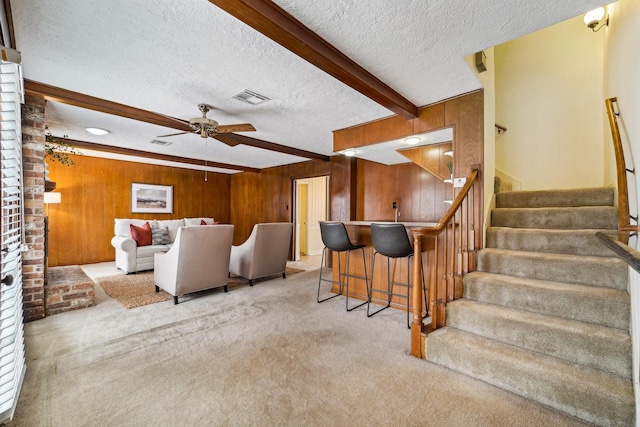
[293,176,329,265]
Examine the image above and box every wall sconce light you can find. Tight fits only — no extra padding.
[404,137,421,145]
[584,7,608,32]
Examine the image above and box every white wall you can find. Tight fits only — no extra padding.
[604,0,640,223]
[495,15,605,190]
[465,48,496,235]
[297,176,328,255]
[602,0,640,418]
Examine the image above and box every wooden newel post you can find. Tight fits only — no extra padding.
[411,231,424,358]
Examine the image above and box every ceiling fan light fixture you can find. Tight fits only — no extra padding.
[232,89,270,105]
[86,127,110,136]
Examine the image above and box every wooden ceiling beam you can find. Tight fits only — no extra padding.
[25,79,329,161]
[209,0,419,120]
[25,79,192,131]
[215,133,329,161]
[58,137,262,174]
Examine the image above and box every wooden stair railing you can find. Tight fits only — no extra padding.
[409,168,481,358]
[606,97,638,234]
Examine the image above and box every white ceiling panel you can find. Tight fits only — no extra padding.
[11,0,606,173]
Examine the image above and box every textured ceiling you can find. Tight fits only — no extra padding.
[11,0,604,172]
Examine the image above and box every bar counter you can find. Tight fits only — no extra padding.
[330,221,437,313]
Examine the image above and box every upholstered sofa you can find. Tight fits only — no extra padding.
[111,217,216,273]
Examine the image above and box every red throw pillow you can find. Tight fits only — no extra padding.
[200,219,208,225]
[130,222,152,246]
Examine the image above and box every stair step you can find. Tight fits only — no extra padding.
[446,299,632,378]
[495,187,614,209]
[464,271,630,330]
[486,227,618,257]
[491,206,618,230]
[477,248,628,289]
[426,328,634,427]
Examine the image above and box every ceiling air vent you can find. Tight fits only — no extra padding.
[231,89,270,105]
[151,139,172,146]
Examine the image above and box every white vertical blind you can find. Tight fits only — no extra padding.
[0,60,25,423]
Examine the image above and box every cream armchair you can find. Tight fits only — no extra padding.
[154,225,234,304]
[229,222,293,286]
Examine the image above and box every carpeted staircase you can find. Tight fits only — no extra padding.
[425,187,635,426]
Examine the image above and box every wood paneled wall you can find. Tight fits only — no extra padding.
[47,155,230,266]
[357,160,448,222]
[338,91,484,223]
[230,156,355,245]
[45,91,482,268]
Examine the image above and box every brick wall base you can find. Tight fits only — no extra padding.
[45,266,95,316]
[21,95,46,322]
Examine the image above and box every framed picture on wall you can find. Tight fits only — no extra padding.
[131,183,173,214]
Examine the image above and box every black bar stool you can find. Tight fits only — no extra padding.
[317,222,368,311]
[367,223,427,328]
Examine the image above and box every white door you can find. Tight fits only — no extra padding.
[0,59,26,423]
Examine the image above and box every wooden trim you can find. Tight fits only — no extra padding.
[25,79,329,161]
[411,169,479,236]
[606,97,638,232]
[410,168,480,356]
[208,0,418,119]
[2,0,16,49]
[215,132,330,162]
[59,138,262,173]
[25,79,192,131]
[595,232,640,274]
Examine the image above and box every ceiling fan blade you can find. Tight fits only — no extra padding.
[213,134,241,147]
[157,131,192,138]
[216,123,256,133]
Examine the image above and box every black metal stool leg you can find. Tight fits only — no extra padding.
[317,247,340,303]
[367,251,392,318]
[345,248,367,311]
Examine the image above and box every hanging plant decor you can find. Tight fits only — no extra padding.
[45,126,79,166]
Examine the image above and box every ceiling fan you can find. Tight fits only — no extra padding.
[158,104,255,141]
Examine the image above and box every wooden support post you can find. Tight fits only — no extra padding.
[411,232,424,358]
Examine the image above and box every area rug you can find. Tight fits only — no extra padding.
[96,267,304,309]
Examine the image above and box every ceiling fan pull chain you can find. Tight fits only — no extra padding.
[204,142,208,181]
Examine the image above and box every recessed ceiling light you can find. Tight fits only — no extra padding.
[404,136,421,145]
[86,127,110,136]
[343,149,357,157]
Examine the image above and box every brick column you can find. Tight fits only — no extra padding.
[21,95,46,322]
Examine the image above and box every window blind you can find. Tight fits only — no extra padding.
[0,60,26,423]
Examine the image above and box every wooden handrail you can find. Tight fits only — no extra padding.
[606,97,638,233]
[409,168,480,358]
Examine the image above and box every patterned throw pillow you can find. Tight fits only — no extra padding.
[151,225,171,245]
[130,222,152,246]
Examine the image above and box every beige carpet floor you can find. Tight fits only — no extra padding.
[8,263,591,427]
[97,268,304,309]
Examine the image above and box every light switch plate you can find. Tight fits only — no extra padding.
[453,177,466,188]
